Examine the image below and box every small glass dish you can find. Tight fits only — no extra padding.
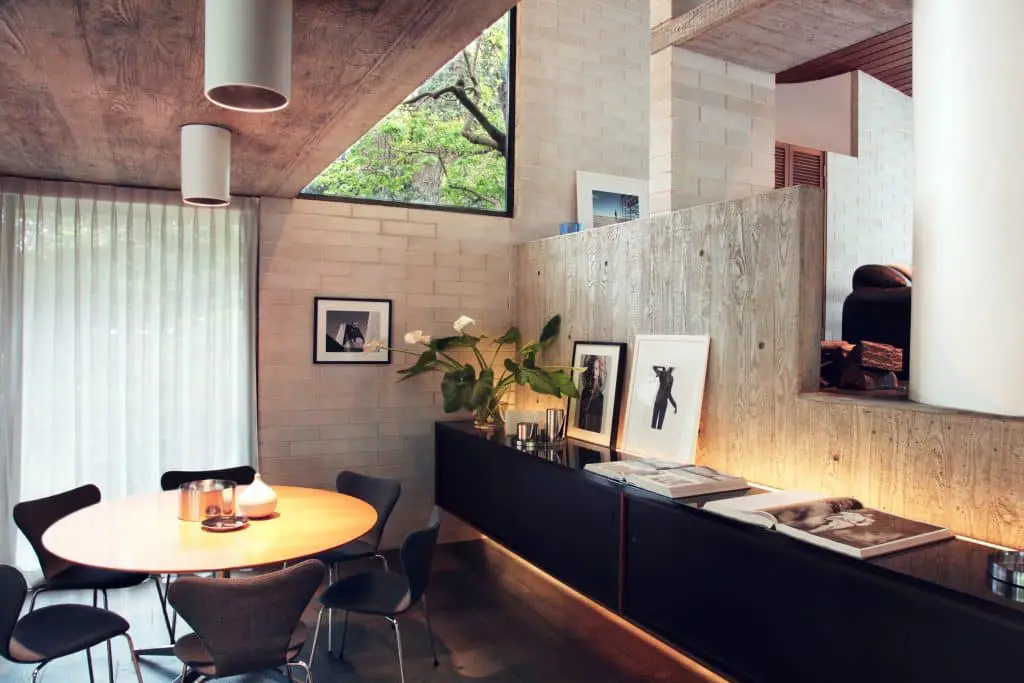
[201,515,249,533]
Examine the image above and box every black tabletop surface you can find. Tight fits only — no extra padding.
[437,420,1024,617]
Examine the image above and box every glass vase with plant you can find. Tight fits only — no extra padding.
[367,314,578,431]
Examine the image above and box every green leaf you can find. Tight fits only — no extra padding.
[539,315,561,345]
[396,349,438,381]
[440,365,476,413]
[495,326,521,345]
[470,368,495,409]
[503,358,519,374]
[550,370,579,398]
[431,335,481,352]
[524,369,557,396]
[522,352,537,370]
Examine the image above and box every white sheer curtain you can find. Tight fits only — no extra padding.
[0,179,258,566]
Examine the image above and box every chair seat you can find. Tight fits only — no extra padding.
[44,564,149,591]
[9,604,129,663]
[313,539,377,565]
[173,622,308,676]
[319,571,412,616]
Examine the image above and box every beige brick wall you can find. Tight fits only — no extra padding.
[257,199,515,546]
[824,72,913,340]
[650,0,707,26]
[514,0,650,242]
[650,47,775,213]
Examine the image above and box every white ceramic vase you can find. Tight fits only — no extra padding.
[238,473,278,518]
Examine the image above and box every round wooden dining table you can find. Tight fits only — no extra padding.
[42,485,378,574]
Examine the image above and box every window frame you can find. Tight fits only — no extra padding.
[297,6,517,219]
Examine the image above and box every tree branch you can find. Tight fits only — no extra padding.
[404,81,507,158]
[449,183,501,209]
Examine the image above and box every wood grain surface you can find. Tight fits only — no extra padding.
[652,0,911,74]
[517,187,1024,548]
[0,0,515,196]
[41,485,377,573]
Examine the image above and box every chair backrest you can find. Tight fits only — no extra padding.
[160,466,256,492]
[13,484,101,579]
[335,471,401,550]
[0,566,27,661]
[168,559,324,677]
[400,507,441,607]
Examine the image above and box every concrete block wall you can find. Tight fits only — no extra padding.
[824,72,913,340]
[514,0,650,243]
[257,199,515,546]
[650,47,775,214]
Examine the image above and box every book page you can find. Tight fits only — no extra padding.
[776,505,947,550]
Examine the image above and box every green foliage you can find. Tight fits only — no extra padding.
[304,13,511,212]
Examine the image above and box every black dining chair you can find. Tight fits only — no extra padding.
[168,559,325,682]
[312,507,441,683]
[157,464,257,639]
[0,564,144,683]
[12,483,172,681]
[159,465,256,492]
[314,471,401,652]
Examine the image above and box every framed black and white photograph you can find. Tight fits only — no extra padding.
[621,335,710,463]
[313,297,392,364]
[575,171,649,231]
[566,341,627,448]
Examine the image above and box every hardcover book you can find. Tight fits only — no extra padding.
[584,461,748,499]
[704,492,952,559]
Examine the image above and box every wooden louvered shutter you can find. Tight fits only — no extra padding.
[774,143,788,189]
[774,142,825,189]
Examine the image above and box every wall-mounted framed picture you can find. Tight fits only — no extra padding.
[566,341,627,448]
[620,335,710,463]
[313,297,392,364]
[575,171,649,231]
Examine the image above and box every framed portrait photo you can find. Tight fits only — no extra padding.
[575,171,649,231]
[621,335,710,463]
[313,297,392,364]
[566,341,627,448]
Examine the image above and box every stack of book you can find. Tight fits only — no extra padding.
[584,460,748,499]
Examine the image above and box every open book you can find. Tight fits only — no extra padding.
[704,491,952,559]
[585,461,748,499]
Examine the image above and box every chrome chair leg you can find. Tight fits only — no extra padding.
[389,617,406,683]
[309,607,325,669]
[86,646,96,683]
[27,586,48,612]
[374,553,389,571]
[31,661,47,682]
[122,633,145,683]
[422,594,439,666]
[101,590,113,683]
[286,660,313,683]
[327,564,334,652]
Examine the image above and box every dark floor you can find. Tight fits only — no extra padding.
[0,541,717,683]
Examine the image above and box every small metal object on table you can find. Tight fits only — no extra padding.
[988,551,1024,603]
[41,486,378,659]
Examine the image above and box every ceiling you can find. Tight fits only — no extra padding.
[652,0,911,73]
[778,23,911,96]
[0,0,515,197]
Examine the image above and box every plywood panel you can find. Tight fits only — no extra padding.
[516,187,1024,547]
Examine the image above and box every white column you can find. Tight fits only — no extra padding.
[911,0,1024,415]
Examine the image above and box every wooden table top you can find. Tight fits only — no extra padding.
[42,485,378,574]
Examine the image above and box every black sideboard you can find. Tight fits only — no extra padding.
[435,421,1024,683]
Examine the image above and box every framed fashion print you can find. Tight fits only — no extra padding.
[566,341,626,448]
[620,335,710,463]
[313,297,392,364]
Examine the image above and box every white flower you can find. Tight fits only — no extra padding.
[453,315,476,334]
[404,330,431,345]
[363,340,386,353]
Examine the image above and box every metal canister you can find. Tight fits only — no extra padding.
[178,479,236,521]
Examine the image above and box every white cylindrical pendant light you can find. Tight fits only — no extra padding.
[180,124,231,207]
[204,0,292,112]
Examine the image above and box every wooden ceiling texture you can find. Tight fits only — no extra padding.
[777,23,912,96]
[652,0,911,73]
[0,0,515,197]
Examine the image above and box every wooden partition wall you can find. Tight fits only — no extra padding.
[516,187,1023,548]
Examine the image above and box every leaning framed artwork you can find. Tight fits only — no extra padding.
[313,297,392,364]
[566,341,627,448]
[575,171,649,231]
[620,335,710,463]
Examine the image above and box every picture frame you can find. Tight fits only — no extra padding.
[620,334,711,463]
[566,341,627,448]
[575,171,649,231]
[313,297,392,364]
